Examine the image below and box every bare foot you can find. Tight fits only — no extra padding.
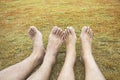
[57,27,76,80]
[80,26,93,44]
[29,26,44,47]
[80,26,93,62]
[46,26,64,56]
[28,26,45,59]
[64,27,77,45]
[64,27,77,64]
[27,27,64,80]
[80,27,106,80]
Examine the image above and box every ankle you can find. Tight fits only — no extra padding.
[43,56,56,66]
[31,48,45,59]
[82,54,95,64]
[64,56,76,65]
[63,62,75,68]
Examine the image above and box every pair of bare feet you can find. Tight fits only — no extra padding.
[29,26,77,61]
[26,26,77,80]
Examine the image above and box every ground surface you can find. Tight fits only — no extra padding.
[0,0,120,80]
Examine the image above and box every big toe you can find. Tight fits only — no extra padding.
[69,26,75,34]
[88,28,93,38]
[81,26,88,33]
[29,26,37,37]
[52,26,58,34]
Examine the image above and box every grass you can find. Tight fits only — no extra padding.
[0,0,120,80]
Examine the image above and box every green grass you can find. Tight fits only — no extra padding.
[0,0,120,80]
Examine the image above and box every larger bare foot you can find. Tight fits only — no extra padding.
[46,26,64,57]
[28,26,45,59]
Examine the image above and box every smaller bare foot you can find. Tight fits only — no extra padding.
[29,26,44,47]
[46,26,64,56]
[28,26,45,59]
[80,26,93,62]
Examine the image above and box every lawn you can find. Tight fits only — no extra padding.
[0,0,120,80]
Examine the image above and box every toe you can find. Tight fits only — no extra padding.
[64,29,68,40]
[30,26,37,30]
[63,31,66,40]
[66,28,70,35]
[67,27,72,34]
[82,26,88,33]
[89,29,93,38]
[87,27,93,38]
[29,26,37,32]
[58,28,63,36]
[86,26,90,33]
[52,26,58,34]
[56,28,61,35]
[69,26,75,34]
[29,26,37,37]
[60,31,64,40]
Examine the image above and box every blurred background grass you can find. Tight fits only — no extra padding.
[0,0,120,80]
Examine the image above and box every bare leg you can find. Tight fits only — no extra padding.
[0,26,45,80]
[57,27,76,80]
[80,26,105,80]
[27,26,64,80]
